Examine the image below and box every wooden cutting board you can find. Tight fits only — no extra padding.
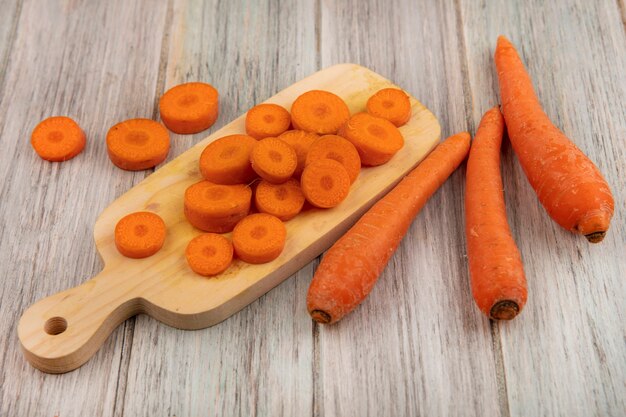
[18,64,441,373]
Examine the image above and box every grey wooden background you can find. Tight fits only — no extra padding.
[0,0,624,416]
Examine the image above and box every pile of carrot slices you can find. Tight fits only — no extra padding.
[45,83,412,277]
[180,88,411,275]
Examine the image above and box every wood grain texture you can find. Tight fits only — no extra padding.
[1,0,625,415]
[0,0,169,415]
[315,1,503,416]
[120,1,320,416]
[459,1,626,416]
[0,0,22,94]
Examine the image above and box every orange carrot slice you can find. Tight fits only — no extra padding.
[115,212,166,259]
[254,179,305,221]
[245,103,291,139]
[250,137,297,183]
[106,118,170,171]
[31,116,86,162]
[232,213,286,264]
[338,112,404,166]
[199,134,257,184]
[185,233,234,276]
[159,82,219,134]
[300,159,350,208]
[366,88,412,127]
[305,135,361,184]
[290,90,350,134]
[277,130,319,177]
[184,181,251,233]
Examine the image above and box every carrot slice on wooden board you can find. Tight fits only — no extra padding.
[185,233,234,276]
[305,135,361,184]
[250,137,297,183]
[254,179,305,221]
[31,116,86,162]
[466,107,527,320]
[290,90,350,135]
[495,36,614,242]
[106,118,170,171]
[245,103,291,139]
[184,181,251,233]
[232,213,286,264]
[300,159,351,208]
[307,132,470,324]
[338,112,404,166]
[199,134,257,184]
[366,88,412,127]
[159,82,219,134]
[115,212,166,259]
[277,130,319,177]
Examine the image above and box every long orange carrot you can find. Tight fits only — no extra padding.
[307,132,471,324]
[495,36,614,242]
[466,107,527,320]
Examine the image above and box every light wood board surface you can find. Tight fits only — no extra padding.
[18,63,441,374]
[1,0,625,416]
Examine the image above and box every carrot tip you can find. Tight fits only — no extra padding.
[310,310,332,324]
[584,231,606,243]
[490,300,519,320]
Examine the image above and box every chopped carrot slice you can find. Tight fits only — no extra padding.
[199,134,257,184]
[159,82,219,134]
[31,116,86,162]
[185,233,234,276]
[366,88,412,127]
[106,118,170,171]
[290,90,350,134]
[305,135,361,183]
[338,112,404,166]
[277,130,319,177]
[245,103,291,139]
[115,212,166,259]
[254,179,305,221]
[250,137,297,183]
[184,181,251,233]
[232,213,286,264]
[300,159,350,208]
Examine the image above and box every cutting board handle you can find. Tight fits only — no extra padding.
[17,269,139,373]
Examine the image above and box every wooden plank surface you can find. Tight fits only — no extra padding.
[459,1,626,416]
[0,0,22,92]
[0,0,624,416]
[119,1,318,416]
[316,1,503,416]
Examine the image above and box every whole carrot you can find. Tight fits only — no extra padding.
[466,107,527,320]
[307,132,471,324]
[495,36,614,243]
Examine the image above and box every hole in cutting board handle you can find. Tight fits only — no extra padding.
[44,316,67,335]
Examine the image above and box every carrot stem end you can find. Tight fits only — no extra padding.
[490,300,520,320]
[584,231,606,243]
[310,310,332,324]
